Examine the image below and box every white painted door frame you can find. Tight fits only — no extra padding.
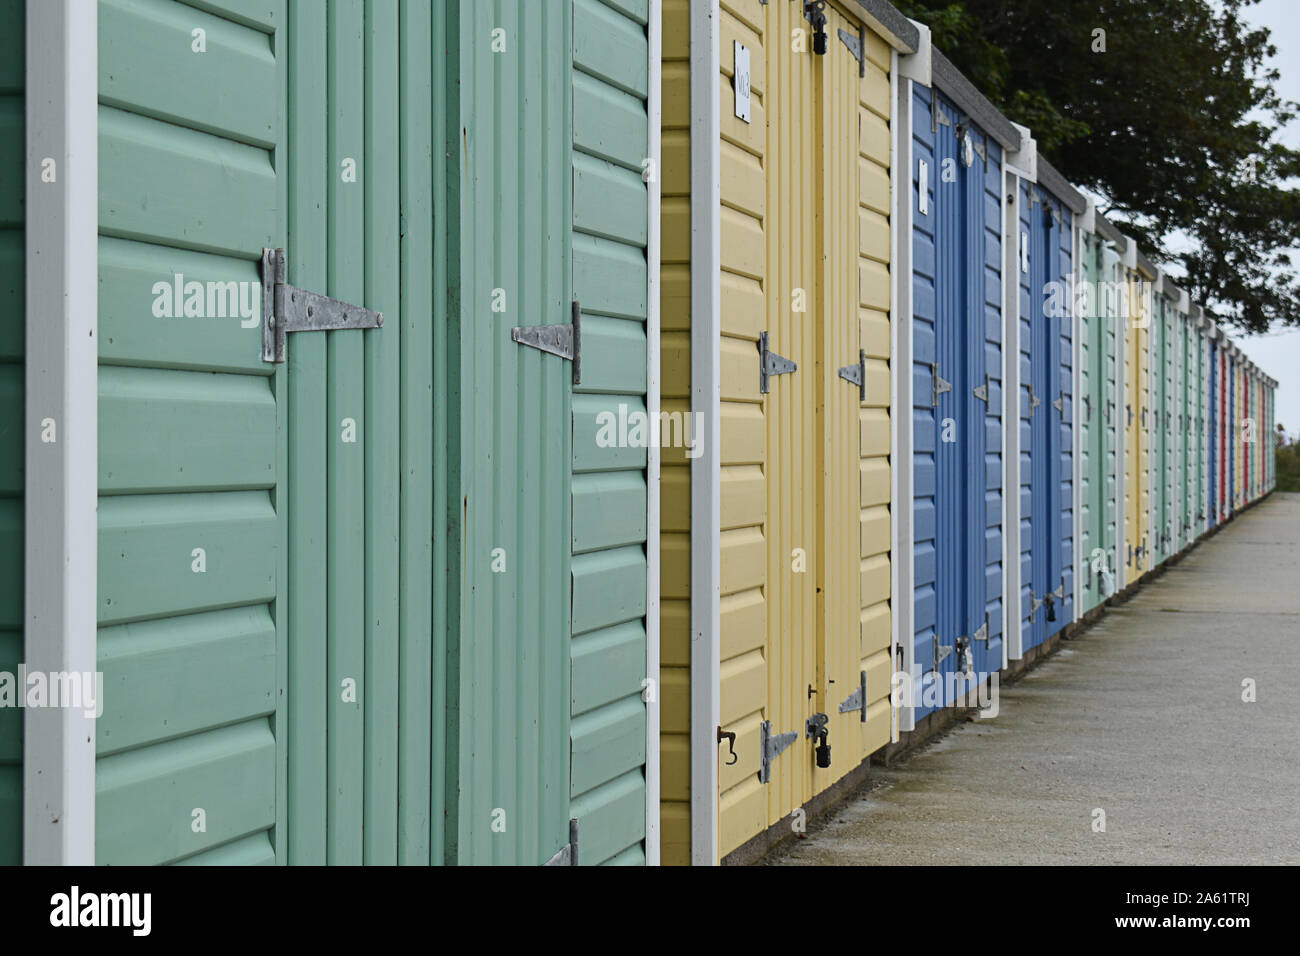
[688,0,721,867]
[23,0,99,865]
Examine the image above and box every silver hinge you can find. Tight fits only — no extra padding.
[261,247,383,363]
[973,374,989,403]
[1029,384,1041,418]
[837,671,867,723]
[1053,584,1065,601]
[933,637,953,668]
[1053,391,1065,414]
[837,27,866,77]
[931,363,952,407]
[838,350,866,401]
[759,720,798,784]
[512,301,583,385]
[1030,591,1042,614]
[759,331,797,394]
[973,618,989,643]
[543,818,579,866]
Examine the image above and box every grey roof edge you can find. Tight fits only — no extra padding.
[847,0,919,53]
[1095,213,1126,247]
[1035,157,1087,214]
[1134,245,1157,279]
[930,49,1020,149]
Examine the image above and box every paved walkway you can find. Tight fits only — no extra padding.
[769,492,1300,865]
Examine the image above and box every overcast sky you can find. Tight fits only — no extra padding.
[1228,0,1299,439]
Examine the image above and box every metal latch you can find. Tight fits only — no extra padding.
[759,720,798,784]
[759,331,797,394]
[973,374,989,403]
[838,350,865,400]
[513,301,583,385]
[543,818,579,866]
[261,247,383,363]
[931,363,951,407]
[837,26,866,77]
[837,671,867,723]
[803,1,828,55]
[954,634,972,673]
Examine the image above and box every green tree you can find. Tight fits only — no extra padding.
[896,0,1300,333]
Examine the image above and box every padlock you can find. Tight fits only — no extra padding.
[1045,593,1057,622]
[815,732,831,769]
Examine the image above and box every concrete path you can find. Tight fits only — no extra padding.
[769,492,1300,866]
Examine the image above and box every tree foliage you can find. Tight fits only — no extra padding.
[895,0,1300,332]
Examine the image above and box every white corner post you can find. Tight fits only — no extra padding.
[689,0,720,867]
[1070,217,1082,619]
[644,0,662,867]
[24,0,98,865]
[889,58,915,735]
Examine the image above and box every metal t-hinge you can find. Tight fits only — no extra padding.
[261,247,383,363]
[1028,384,1041,418]
[837,671,867,723]
[973,374,990,403]
[512,301,583,385]
[837,26,866,77]
[759,720,798,784]
[543,818,579,866]
[933,637,953,668]
[1053,391,1065,414]
[1030,591,1042,614]
[838,350,866,401]
[931,363,952,407]
[759,331,797,394]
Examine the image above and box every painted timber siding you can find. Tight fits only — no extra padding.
[816,0,891,801]
[1078,233,1105,611]
[1080,232,1121,610]
[1123,268,1149,582]
[910,87,1002,705]
[719,0,770,857]
[0,0,21,865]
[569,0,651,867]
[1023,185,1072,651]
[1016,177,1032,645]
[442,0,573,865]
[910,81,938,709]
[657,0,690,866]
[852,18,893,763]
[95,0,285,864]
[659,0,895,862]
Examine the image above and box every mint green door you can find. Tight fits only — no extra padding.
[438,0,651,867]
[95,0,429,865]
